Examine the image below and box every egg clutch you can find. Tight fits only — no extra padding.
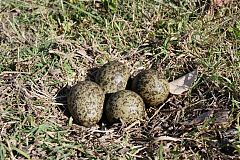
[67,61,170,127]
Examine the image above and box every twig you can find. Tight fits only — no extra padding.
[154,136,181,142]
[148,99,170,122]
[0,71,30,76]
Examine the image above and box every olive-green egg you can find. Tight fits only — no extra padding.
[131,69,169,106]
[95,61,130,94]
[67,81,105,127]
[105,90,146,124]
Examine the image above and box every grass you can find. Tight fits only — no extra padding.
[0,0,239,159]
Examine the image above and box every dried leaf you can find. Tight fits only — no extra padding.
[169,69,198,95]
[189,110,214,125]
[214,110,230,128]
[213,0,232,7]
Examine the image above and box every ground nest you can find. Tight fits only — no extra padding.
[0,0,239,159]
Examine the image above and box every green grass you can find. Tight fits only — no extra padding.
[0,0,240,159]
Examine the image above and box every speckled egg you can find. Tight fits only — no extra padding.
[105,90,146,124]
[131,69,169,106]
[95,61,130,94]
[67,81,105,127]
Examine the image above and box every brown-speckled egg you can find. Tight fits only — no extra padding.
[95,61,130,94]
[131,69,169,106]
[67,81,105,127]
[105,90,146,124]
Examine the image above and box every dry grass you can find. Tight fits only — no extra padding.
[0,0,240,159]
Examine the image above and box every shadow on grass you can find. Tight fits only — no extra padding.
[55,85,72,119]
